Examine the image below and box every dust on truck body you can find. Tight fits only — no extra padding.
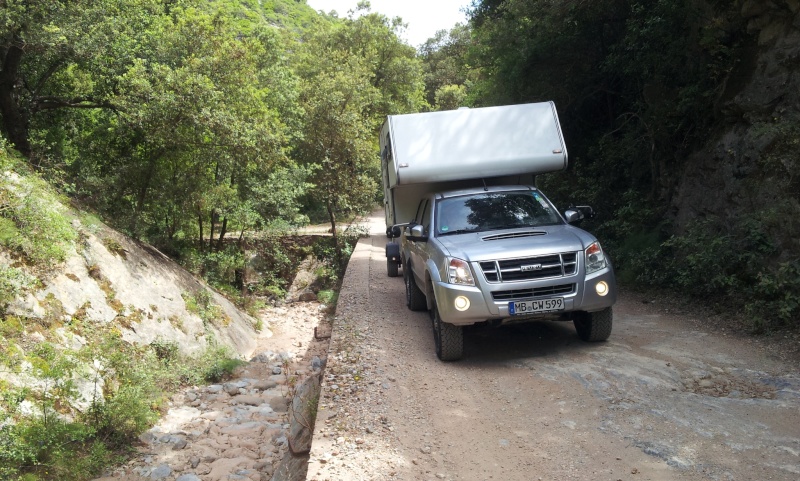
[381,102,617,361]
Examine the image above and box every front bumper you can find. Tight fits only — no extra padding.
[433,267,617,326]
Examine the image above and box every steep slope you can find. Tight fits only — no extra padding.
[1,148,268,479]
[674,1,800,258]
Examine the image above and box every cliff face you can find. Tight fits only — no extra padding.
[673,1,800,259]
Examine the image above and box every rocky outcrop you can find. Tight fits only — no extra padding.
[7,219,265,358]
[673,1,800,256]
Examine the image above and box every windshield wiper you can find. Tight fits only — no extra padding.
[439,229,478,236]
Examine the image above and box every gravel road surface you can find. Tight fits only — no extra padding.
[307,214,800,481]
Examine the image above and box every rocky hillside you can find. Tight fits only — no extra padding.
[5,212,262,357]
[674,1,799,257]
[0,150,268,480]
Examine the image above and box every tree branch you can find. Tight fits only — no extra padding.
[32,96,116,113]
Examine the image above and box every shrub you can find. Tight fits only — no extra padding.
[746,261,800,332]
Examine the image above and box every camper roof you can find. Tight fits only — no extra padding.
[386,102,567,186]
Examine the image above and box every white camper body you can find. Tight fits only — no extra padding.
[380,102,568,228]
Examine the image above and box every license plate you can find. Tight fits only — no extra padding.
[509,298,564,315]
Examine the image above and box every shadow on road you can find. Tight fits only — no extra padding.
[460,320,608,363]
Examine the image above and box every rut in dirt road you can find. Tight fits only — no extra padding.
[307,213,800,481]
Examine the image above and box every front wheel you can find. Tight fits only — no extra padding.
[430,301,463,361]
[573,307,613,342]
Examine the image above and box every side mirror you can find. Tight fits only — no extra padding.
[564,209,583,224]
[407,224,428,242]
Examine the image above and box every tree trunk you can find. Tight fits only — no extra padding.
[216,216,228,251]
[209,209,216,251]
[327,201,337,244]
[198,214,204,253]
[132,155,157,238]
[0,43,31,156]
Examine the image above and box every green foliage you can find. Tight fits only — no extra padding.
[201,346,246,383]
[0,145,77,268]
[310,224,366,288]
[747,261,800,332]
[0,265,36,312]
[182,289,228,327]
[419,24,474,109]
[316,289,338,306]
[295,5,426,235]
[0,323,245,480]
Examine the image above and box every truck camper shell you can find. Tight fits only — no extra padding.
[380,102,568,228]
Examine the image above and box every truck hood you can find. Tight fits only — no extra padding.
[436,225,594,262]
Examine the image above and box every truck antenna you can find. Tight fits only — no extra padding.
[482,178,488,191]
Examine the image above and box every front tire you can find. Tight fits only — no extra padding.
[405,268,427,311]
[430,301,463,361]
[574,307,613,342]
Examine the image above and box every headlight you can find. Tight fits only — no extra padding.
[448,258,475,286]
[585,242,608,274]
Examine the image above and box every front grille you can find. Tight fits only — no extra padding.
[492,283,576,301]
[480,252,578,282]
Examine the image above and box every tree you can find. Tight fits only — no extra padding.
[64,4,300,248]
[0,0,172,157]
[419,24,474,109]
[294,5,426,239]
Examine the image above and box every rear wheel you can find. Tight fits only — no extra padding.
[405,267,427,311]
[387,260,399,278]
[430,300,463,361]
[574,307,613,342]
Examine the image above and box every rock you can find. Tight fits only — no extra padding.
[234,394,264,406]
[272,366,283,375]
[297,289,317,302]
[253,380,278,391]
[288,375,321,454]
[269,396,289,413]
[224,383,243,396]
[176,475,201,481]
[189,457,201,469]
[149,464,171,480]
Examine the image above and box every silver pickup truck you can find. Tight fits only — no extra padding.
[381,103,617,361]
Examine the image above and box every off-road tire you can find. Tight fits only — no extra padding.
[405,268,427,311]
[574,307,613,342]
[387,260,399,278]
[430,302,463,361]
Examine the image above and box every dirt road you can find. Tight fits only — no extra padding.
[307,214,800,481]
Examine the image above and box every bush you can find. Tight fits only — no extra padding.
[746,261,800,332]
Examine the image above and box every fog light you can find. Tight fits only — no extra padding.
[454,296,470,311]
[595,281,609,296]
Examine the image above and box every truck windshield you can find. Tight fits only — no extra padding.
[435,191,562,236]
